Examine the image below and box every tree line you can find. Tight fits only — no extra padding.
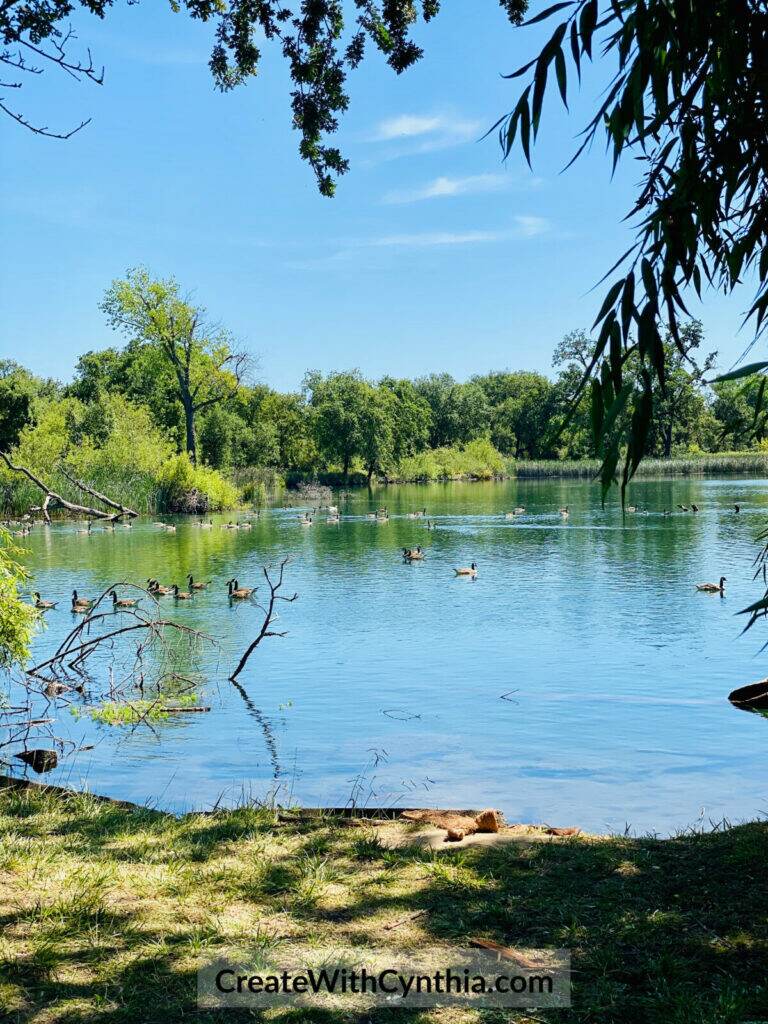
[1,271,766,506]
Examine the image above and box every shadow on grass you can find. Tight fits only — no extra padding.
[1,784,767,1024]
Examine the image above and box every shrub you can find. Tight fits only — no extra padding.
[156,454,239,512]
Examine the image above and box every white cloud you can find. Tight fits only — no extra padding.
[513,215,549,237]
[370,113,481,149]
[369,230,503,248]
[383,173,511,205]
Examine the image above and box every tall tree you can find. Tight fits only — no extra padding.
[305,370,369,482]
[101,269,250,465]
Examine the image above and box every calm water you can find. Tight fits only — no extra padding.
[7,478,768,834]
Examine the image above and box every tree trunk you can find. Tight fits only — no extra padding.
[182,394,197,465]
[663,419,673,458]
[342,454,350,483]
[366,463,375,486]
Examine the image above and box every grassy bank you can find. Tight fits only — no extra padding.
[0,782,766,1023]
[514,452,768,479]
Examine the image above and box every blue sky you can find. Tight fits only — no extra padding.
[0,2,750,392]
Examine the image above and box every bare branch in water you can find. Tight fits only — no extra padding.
[229,558,298,683]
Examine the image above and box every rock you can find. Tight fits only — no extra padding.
[474,809,502,833]
[445,828,465,842]
[14,749,58,773]
[544,826,581,837]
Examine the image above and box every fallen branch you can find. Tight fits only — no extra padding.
[229,558,298,682]
[0,451,138,521]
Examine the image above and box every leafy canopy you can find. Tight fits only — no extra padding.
[3,0,527,193]
[499,0,768,497]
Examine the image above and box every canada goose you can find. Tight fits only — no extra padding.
[164,524,177,532]
[327,505,338,514]
[121,521,132,528]
[403,546,424,561]
[734,504,741,513]
[691,504,699,513]
[187,574,209,590]
[366,512,377,520]
[662,509,671,516]
[153,522,166,528]
[228,578,255,599]
[677,504,689,512]
[147,579,172,595]
[626,505,637,513]
[504,512,515,520]
[695,576,726,593]
[172,584,193,600]
[33,592,57,610]
[71,590,93,611]
[454,563,478,576]
[327,514,340,524]
[111,590,138,609]
[559,506,569,517]
[239,521,252,530]
[200,520,213,529]
[513,507,526,515]
[426,520,437,530]
[77,521,92,535]
[300,516,313,526]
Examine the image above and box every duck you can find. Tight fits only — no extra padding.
[33,592,57,610]
[71,590,93,612]
[403,546,425,561]
[454,563,478,577]
[228,578,255,599]
[695,576,726,593]
[172,584,193,600]
[147,579,172,595]
[187,574,209,590]
[111,590,138,609]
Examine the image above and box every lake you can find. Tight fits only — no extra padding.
[7,477,768,834]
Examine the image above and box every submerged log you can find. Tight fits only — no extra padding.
[728,679,768,711]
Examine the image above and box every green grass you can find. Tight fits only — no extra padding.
[0,783,766,1023]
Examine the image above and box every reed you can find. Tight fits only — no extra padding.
[515,452,768,479]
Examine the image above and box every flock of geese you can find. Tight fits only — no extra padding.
[16,496,743,607]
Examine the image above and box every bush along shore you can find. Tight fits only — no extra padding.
[0,781,766,1023]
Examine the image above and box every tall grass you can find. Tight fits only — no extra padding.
[515,453,768,479]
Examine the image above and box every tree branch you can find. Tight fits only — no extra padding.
[228,558,298,682]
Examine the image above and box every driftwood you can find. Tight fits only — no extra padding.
[229,557,298,682]
[0,451,138,521]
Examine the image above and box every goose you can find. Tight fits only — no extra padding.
[326,514,340,524]
[426,520,437,530]
[734,504,741,513]
[559,506,569,517]
[454,563,478,577]
[300,516,313,526]
[187,574,209,590]
[691,504,699,513]
[77,521,92,535]
[172,584,193,600]
[147,579,172,595]
[71,590,93,611]
[504,512,515,520]
[228,578,255,599]
[200,520,214,529]
[626,505,637,513]
[677,504,689,512]
[403,546,425,561]
[153,522,166,528]
[238,521,252,530]
[366,512,377,520]
[513,507,526,515]
[33,592,57,610]
[121,521,132,529]
[164,524,177,532]
[695,576,726,593]
[111,590,138,609]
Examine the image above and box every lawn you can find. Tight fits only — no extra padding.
[0,780,766,1023]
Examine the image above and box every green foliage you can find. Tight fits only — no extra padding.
[156,454,239,513]
[395,438,506,481]
[414,373,490,448]
[0,530,36,669]
[501,1,768,496]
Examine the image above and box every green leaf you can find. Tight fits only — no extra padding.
[592,279,625,329]
[522,2,577,26]
[712,362,768,383]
